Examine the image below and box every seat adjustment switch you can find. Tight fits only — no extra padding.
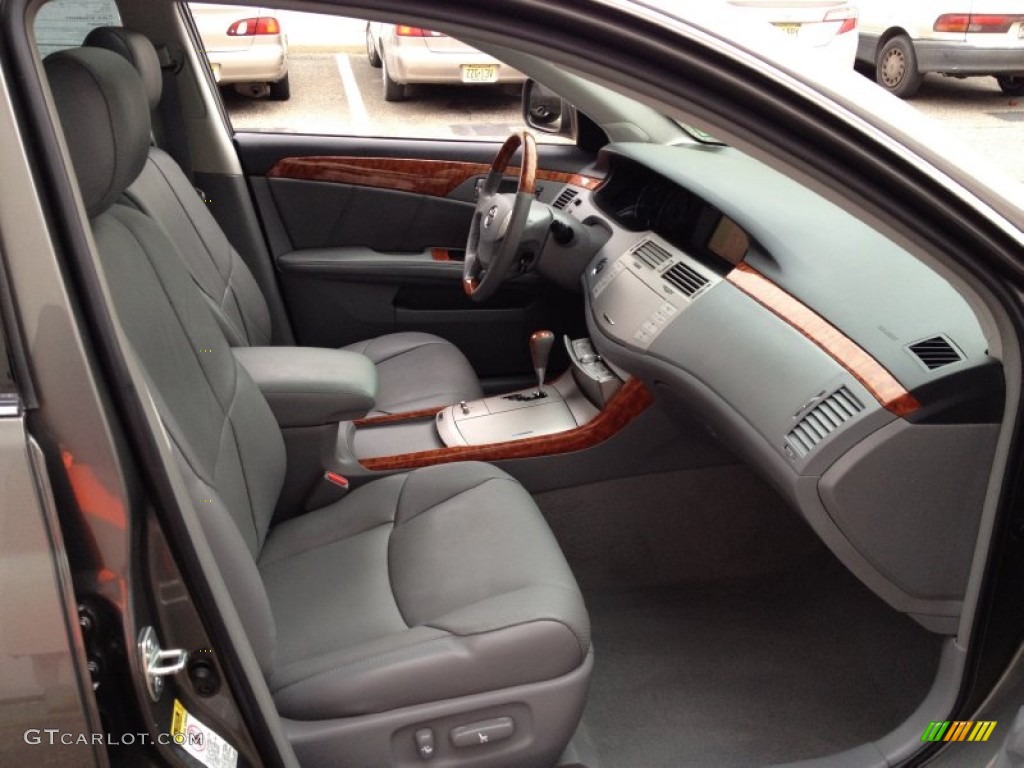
[414,728,435,760]
[450,716,515,748]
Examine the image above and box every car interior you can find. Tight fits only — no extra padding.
[13,0,1017,766]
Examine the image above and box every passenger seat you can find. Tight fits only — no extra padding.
[44,46,591,768]
[83,26,484,417]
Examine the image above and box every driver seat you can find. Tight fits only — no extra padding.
[84,26,483,417]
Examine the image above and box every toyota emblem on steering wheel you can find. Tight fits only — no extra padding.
[483,205,498,229]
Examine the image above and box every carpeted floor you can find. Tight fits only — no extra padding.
[580,551,942,767]
[537,467,945,767]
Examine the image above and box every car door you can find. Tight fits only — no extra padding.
[192,6,599,388]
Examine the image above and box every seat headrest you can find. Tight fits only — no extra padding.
[84,27,162,109]
[44,48,151,218]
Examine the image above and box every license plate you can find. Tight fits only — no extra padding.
[774,23,801,36]
[210,62,221,83]
[461,64,498,83]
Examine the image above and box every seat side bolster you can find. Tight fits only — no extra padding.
[269,621,583,720]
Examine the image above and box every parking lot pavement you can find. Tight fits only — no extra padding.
[904,73,1024,182]
[222,53,1024,181]
[224,52,524,140]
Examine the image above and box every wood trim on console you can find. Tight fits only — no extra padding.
[266,156,603,197]
[358,378,653,471]
[353,407,443,427]
[726,263,920,417]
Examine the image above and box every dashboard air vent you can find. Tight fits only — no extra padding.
[785,387,864,459]
[907,335,962,370]
[633,239,672,269]
[663,261,710,297]
[552,187,579,210]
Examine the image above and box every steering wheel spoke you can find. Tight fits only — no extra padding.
[463,131,538,302]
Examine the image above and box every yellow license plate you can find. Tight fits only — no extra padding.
[461,65,498,83]
[774,23,801,36]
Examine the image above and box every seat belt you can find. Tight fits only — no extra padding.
[154,43,194,184]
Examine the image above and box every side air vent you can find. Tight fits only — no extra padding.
[633,239,673,269]
[907,335,963,370]
[785,387,864,459]
[663,261,710,297]
[552,187,579,210]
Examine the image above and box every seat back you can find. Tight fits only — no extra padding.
[45,47,285,673]
[85,27,275,348]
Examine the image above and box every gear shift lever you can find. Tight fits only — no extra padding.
[530,330,555,395]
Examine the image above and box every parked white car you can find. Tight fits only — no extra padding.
[191,4,290,100]
[365,22,525,102]
[726,0,860,68]
[856,1,1024,97]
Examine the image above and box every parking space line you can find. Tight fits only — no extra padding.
[335,53,369,131]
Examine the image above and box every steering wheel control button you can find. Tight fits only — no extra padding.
[415,728,435,760]
[450,717,515,748]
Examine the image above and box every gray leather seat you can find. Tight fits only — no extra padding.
[45,47,590,767]
[83,26,483,416]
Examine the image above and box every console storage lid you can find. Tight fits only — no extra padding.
[233,347,378,427]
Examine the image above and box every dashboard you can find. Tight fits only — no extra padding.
[553,142,1004,633]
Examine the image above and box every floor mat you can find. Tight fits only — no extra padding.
[582,556,944,767]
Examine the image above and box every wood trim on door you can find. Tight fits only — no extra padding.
[266,156,603,198]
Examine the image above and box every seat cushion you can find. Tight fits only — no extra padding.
[259,461,590,719]
[342,331,483,416]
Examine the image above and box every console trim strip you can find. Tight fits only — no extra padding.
[726,263,920,417]
[357,379,652,471]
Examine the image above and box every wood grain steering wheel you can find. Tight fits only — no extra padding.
[463,131,537,302]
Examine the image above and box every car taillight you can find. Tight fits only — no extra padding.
[934,13,1023,33]
[226,17,281,36]
[395,25,444,37]
[824,6,858,34]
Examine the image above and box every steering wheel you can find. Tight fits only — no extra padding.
[463,131,538,302]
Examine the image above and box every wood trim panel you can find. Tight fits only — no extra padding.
[358,378,652,471]
[726,263,920,417]
[266,156,603,197]
[353,407,443,427]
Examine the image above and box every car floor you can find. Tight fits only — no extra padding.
[536,465,945,768]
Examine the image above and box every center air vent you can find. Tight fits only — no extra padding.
[633,239,672,269]
[552,187,579,210]
[785,387,864,459]
[663,262,710,297]
[907,335,963,370]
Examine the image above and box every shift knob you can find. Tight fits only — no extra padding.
[530,330,555,394]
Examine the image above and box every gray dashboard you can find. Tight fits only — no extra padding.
[557,141,1003,633]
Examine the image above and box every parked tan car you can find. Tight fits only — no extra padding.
[191,3,289,99]
[366,22,525,101]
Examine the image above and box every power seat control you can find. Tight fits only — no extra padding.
[414,728,435,760]
[450,716,515,748]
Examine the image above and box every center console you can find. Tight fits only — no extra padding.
[244,333,652,514]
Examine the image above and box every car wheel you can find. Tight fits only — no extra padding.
[269,73,290,101]
[996,75,1024,96]
[366,25,382,68]
[875,35,922,99]
[382,56,406,102]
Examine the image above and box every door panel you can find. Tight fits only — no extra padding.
[236,133,598,383]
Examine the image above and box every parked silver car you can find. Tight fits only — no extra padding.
[191,3,289,99]
[366,21,525,101]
